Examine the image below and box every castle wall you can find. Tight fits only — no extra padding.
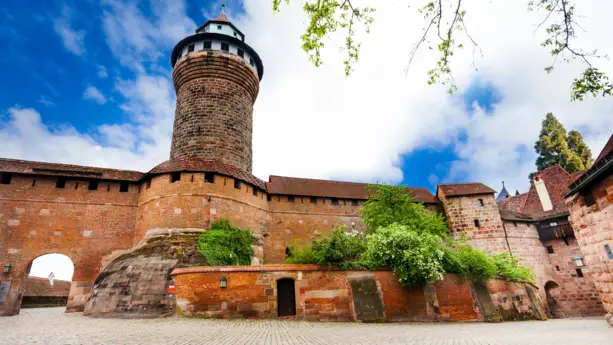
[170,51,259,172]
[568,172,613,325]
[438,193,509,253]
[265,196,365,264]
[136,172,269,260]
[0,174,139,316]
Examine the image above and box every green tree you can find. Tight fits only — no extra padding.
[360,184,448,236]
[196,218,254,266]
[272,0,611,100]
[533,113,593,177]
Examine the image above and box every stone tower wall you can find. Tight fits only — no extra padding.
[170,51,260,172]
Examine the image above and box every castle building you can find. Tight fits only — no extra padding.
[0,13,609,321]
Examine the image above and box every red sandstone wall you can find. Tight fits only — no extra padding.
[568,172,613,325]
[0,174,139,316]
[265,196,365,264]
[438,193,509,253]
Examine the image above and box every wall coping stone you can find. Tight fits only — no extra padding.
[171,264,392,275]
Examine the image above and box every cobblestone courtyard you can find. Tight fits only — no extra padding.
[0,308,610,345]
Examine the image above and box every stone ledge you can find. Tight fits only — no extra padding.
[171,264,386,275]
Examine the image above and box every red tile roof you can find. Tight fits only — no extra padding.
[148,158,267,190]
[498,165,572,220]
[216,13,230,23]
[437,183,497,197]
[0,158,144,181]
[567,133,613,195]
[595,133,613,165]
[266,175,439,204]
[23,277,71,297]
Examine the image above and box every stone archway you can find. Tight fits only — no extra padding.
[544,281,563,318]
[19,254,74,309]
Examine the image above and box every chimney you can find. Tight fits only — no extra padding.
[533,174,553,211]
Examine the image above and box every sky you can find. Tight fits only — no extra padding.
[2,1,612,278]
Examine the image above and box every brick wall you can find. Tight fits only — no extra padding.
[0,174,139,316]
[172,265,545,322]
[170,51,259,172]
[568,172,613,325]
[438,192,509,253]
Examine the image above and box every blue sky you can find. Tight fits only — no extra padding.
[1,0,611,198]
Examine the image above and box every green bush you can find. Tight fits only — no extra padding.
[196,218,254,266]
[455,245,498,282]
[491,252,535,283]
[360,184,448,236]
[286,226,366,267]
[362,224,445,285]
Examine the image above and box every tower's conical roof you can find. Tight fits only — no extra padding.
[496,181,510,201]
[216,12,230,23]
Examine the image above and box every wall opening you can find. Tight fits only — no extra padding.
[277,278,296,317]
[20,254,74,310]
[544,281,561,318]
[0,172,12,184]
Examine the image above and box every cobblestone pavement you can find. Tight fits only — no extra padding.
[0,308,610,345]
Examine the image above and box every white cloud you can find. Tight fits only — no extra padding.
[97,65,108,78]
[37,95,55,107]
[52,6,86,56]
[83,86,107,104]
[2,0,612,196]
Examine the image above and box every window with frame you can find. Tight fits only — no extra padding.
[0,172,12,184]
[234,179,241,189]
[237,49,244,58]
[187,44,195,53]
[56,177,67,189]
[546,245,554,254]
[202,41,212,50]
[119,183,129,193]
[221,42,229,51]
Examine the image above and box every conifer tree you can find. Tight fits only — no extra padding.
[532,113,593,178]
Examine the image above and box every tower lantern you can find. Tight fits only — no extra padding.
[169,9,264,172]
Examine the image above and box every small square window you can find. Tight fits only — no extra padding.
[234,179,241,189]
[237,49,244,58]
[310,197,317,204]
[576,268,584,278]
[582,190,596,206]
[119,183,129,193]
[555,266,560,271]
[204,172,214,183]
[88,180,98,191]
[331,198,339,205]
[146,179,151,189]
[477,199,484,207]
[549,221,558,227]
[221,43,229,51]
[546,245,554,254]
[473,219,480,228]
[0,172,12,184]
[605,244,613,260]
[202,41,212,50]
[267,195,271,202]
[187,44,195,53]
[171,172,181,183]
[252,188,258,196]
[351,200,359,206]
[56,178,66,189]
[217,25,222,30]
[287,195,295,203]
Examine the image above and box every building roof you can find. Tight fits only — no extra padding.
[496,182,510,201]
[0,158,144,181]
[498,165,572,221]
[216,12,230,23]
[499,209,534,222]
[266,175,439,204]
[568,133,613,196]
[148,158,267,190]
[23,277,71,297]
[437,183,497,197]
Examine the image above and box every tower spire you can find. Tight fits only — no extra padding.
[217,4,230,22]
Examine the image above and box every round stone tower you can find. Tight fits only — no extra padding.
[169,11,264,172]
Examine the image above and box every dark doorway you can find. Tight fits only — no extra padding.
[544,281,562,318]
[277,278,296,317]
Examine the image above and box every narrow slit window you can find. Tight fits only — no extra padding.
[119,183,129,193]
[287,195,295,203]
[473,219,480,228]
[32,179,36,187]
[204,172,214,183]
[88,180,99,191]
[107,184,111,192]
[187,44,195,53]
[74,182,79,190]
[146,179,151,189]
[477,199,484,207]
[576,268,584,278]
[56,177,67,189]
[202,41,212,50]
[546,245,554,254]
[331,198,338,205]
[252,188,258,196]
[0,173,12,184]
[285,247,292,258]
[234,179,241,189]
[171,172,181,183]
[237,49,244,58]
[267,195,271,202]
[310,197,317,204]
[221,42,229,51]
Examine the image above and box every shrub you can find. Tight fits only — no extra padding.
[454,245,498,282]
[286,226,366,267]
[360,184,448,236]
[196,218,254,266]
[491,252,535,283]
[362,224,445,285]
